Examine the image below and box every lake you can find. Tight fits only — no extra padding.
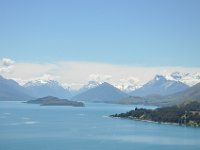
[0,101,200,150]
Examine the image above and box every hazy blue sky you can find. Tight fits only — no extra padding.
[0,0,200,67]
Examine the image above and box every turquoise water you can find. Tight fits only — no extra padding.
[0,101,200,150]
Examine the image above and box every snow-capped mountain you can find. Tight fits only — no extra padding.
[73,80,101,95]
[166,72,200,86]
[24,79,71,99]
[82,80,101,90]
[116,84,141,93]
[69,80,140,95]
[130,75,189,97]
[115,77,141,93]
[24,79,57,87]
[66,80,140,95]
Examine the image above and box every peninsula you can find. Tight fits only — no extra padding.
[111,101,200,127]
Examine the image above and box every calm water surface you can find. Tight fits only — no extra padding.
[0,101,200,150]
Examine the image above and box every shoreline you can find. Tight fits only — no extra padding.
[111,116,200,128]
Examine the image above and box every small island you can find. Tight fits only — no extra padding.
[25,96,84,107]
[111,101,200,127]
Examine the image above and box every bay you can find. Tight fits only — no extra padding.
[0,101,200,150]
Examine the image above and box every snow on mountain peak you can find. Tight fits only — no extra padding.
[165,72,200,86]
[193,73,200,79]
[154,75,166,81]
[115,77,141,93]
[81,80,101,90]
[23,74,61,87]
[24,79,61,87]
[87,80,101,88]
[145,75,167,86]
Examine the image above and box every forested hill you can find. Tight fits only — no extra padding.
[111,101,200,127]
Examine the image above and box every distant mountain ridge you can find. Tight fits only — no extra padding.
[162,82,200,106]
[24,80,71,99]
[21,72,200,95]
[1,73,199,106]
[0,75,33,101]
[72,82,128,102]
[130,75,189,96]
[116,82,200,107]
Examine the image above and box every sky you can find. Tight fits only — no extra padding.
[0,0,200,88]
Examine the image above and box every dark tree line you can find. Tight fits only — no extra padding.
[111,101,200,127]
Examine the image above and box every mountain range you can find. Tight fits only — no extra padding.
[0,73,199,106]
[116,83,200,107]
[24,79,71,99]
[130,75,189,96]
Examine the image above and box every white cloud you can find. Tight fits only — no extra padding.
[8,62,57,79]
[61,83,84,90]
[2,58,14,67]
[31,74,60,82]
[115,77,141,91]
[119,77,139,85]
[0,67,11,74]
[88,74,112,83]
[0,58,15,74]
